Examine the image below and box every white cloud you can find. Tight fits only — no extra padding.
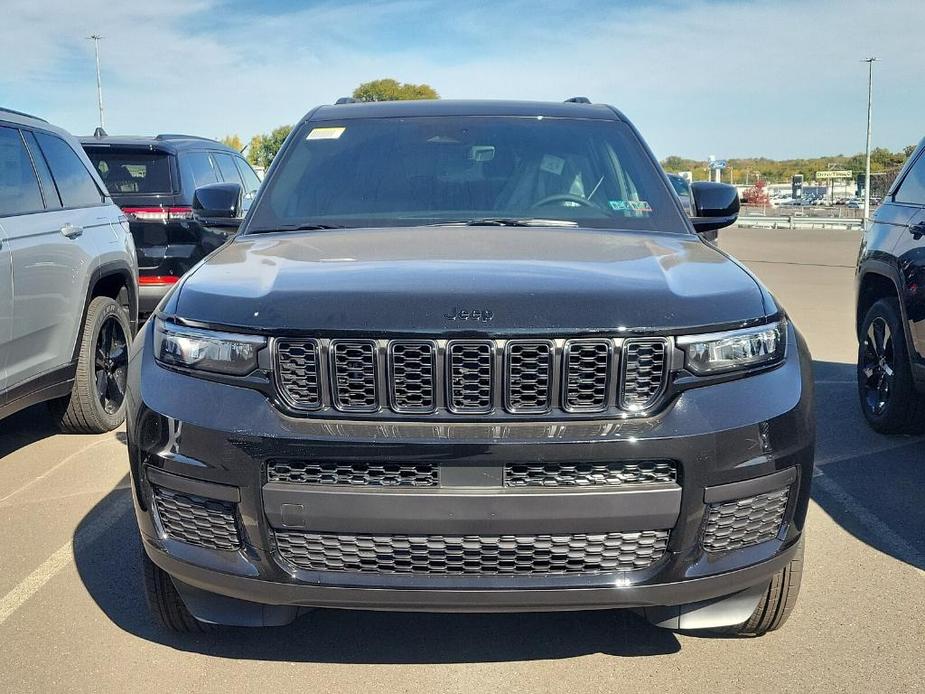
[2,0,923,158]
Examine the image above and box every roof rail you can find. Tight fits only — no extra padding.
[335,97,358,105]
[155,133,217,142]
[0,106,48,123]
[564,96,591,104]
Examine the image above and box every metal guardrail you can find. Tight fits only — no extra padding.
[737,214,863,230]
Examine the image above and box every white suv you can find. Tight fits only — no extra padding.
[0,107,138,432]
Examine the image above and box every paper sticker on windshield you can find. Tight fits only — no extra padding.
[306,127,346,140]
[540,154,565,175]
[610,199,652,212]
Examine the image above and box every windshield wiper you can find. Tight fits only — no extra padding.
[425,217,578,227]
[248,222,348,234]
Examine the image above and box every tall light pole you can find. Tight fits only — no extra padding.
[87,35,105,130]
[862,57,878,223]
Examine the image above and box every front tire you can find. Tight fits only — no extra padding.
[140,546,216,633]
[857,298,925,434]
[50,296,131,434]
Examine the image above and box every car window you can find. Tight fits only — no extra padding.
[85,148,173,195]
[895,151,925,205]
[234,157,261,196]
[249,116,686,233]
[23,131,63,209]
[181,151,219,190]
[33,131,104,208]
[0,125,45,217]
[213,153,243,186]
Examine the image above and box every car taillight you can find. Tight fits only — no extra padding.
[122,206,193,222]
[139,275,180,286]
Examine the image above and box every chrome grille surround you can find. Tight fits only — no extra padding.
[267,460,439,487]
[620,338,669,411]
[702,487,790,552]
[562,339,612,412]
[505,340,554,413]
[152,486,240,551]
[271,336,674,418]
[388,341,437,413]
[504,460,678,487]
[275,529,670,575]
[273,338,322,410]
[330,340,378,412]
[446,340,495,413]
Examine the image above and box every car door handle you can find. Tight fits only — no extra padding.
[60,223,83,239]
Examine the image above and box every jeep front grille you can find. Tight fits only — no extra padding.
[702,487,790,552]
[272,336,670,418]
[152,486,240,551]
[275,529,670,575]
[504,460,678,487]
[267,460,438,487]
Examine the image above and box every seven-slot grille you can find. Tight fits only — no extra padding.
[504,460,678,487]
[272,336,670,417]
[275,529,670,575]
[620,339,668,410]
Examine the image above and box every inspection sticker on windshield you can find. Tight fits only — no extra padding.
[540,154,565,175]
[610,199,652,212]
[306,126,346,140]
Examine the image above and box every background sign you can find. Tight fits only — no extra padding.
[815,170,853,180]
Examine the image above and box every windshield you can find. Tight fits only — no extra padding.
[246,116,688,233]
[85,148,174,195]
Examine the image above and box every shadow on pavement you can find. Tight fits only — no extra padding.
[811,360,925,570]
[0,403,58,459]
[73,485,680,661]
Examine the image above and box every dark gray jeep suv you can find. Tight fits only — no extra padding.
[126,99,814,637]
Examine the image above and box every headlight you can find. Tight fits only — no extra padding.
[154,319,265,375]
[677,320,785,375]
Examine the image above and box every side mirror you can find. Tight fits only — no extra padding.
[690,182,740,233]
[192,182,243,227]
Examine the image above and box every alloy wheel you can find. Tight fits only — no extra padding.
[861,316,894,416]
[94,315,129,415]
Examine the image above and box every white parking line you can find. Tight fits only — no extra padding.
[0,494,130,626]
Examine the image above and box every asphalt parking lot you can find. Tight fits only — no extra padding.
[1,227,923,693]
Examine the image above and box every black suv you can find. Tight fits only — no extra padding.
[80,134,262,314]
[127,99,814,637]
[856,137,925,433]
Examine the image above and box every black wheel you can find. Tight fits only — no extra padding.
[716,538,804,637]
[50,296,131,434]
[857,298,925,434]
[141,546,216,633]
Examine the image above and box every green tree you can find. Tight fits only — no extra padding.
[352,78,439,102]
[247,125,292,169]
[220,134,243,151]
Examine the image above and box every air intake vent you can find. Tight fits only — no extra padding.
[447,341,494,413]
[274,339,322,409]
[153,486,240,551]
[267,460,438,487]
[563,340,611,411]
[620,339,668,410]
[276,530,670,575]
[703,487,790,552]
[389,341,436,413]
[331,340,378,412]
[504,460,677,487]
[505,341,553,412]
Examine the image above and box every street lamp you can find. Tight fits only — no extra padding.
[862,57,879,223]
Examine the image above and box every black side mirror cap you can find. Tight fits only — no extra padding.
[192,182,244,227]
[690,181,740,233]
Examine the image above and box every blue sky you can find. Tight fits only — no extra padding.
[1,0,923,159]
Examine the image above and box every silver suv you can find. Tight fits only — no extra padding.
[0,107,138,432]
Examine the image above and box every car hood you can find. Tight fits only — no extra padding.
[173,226,769,333]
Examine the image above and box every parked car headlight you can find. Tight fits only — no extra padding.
[677,320,785,375]
[154,319,265,375]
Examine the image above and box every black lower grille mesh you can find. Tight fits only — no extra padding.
[153,486,240,551]
[275,530,669,575]
[267,460,438,487]
[702,487,790,552]
[504,460,677,487]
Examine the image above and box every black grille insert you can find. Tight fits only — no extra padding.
[620,339,668,411]
[331,341,378,412]
[153,486,239,551]
[506,341,553,412]
[703,487,790,552]
[504,460,678,487]
[447,341,494,413]
[267,460,438,487]
[274,339,322,409]
[389,341,436,413]
[276,530,670,575]
[563,340,611,411]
